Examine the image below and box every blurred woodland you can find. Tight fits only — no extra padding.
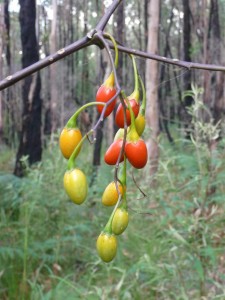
[0,0,224,174]
[1,0,225,299]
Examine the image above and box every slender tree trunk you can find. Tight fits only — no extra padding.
[158,7,174,143]
[81,0,88,101]
[114,0,124,83]
[69,0,75,101]
[50,0,58,134]
[92,2,111,168]
[4,0,15,146]
[202,0,211,118]
[4,0,10,67]
[182,0,192,102]
[136,1,145,80]
[182,0,193,137]
[92,48,110,167]
[92,113,104,166]
[14,0,42,177]
[144,0,148,50]
[145,0,160,176]
[0,3,4,140]
[210,0,224,123]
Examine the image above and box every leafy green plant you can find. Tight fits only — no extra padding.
[2,84,225,298]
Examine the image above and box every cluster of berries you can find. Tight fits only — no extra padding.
[59,42,147,262]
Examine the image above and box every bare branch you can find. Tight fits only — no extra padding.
[0,0,123,91]
[107,41,225,72]
[0,37,91,91]
[0,0,225,92]
[95,0,122,32]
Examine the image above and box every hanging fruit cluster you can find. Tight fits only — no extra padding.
[59,34,147,263]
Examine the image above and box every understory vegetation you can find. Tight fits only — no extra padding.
[1,0,225,299]
[1,104,225,299]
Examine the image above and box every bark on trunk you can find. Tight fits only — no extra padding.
[158,7,174,143]
[0,3,4,140]
[202,0,211,118]
[182,0,193,137]
[49,0,58,134]
[92,1,106,169]
[14,0,42,177]
[182,0,192,104]
[210,0,224,123]
[145,0,160,176]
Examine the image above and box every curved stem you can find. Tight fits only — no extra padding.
[139,75,146,115]
[121,90,136,131]
[93,90,121,130]
[97,33,120,89]
[113,93,128,187]
[118,158,127,210]
[93,33,128,167]
[67,129,94,170]
[119,157,127,186]
[104,194,122,234]
[114,157,127,207]
[104,33,119,68]
[92,33,122,129]
[67,102,106,128]
[120,192,127,210]
[130,54,139,95]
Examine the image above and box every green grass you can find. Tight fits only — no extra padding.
[1,133,225,299]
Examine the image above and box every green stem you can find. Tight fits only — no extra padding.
[66,102,106,128]
[114,158,127,210]
[104,195,122,234]
[130,54,139,95]
[120,192,127,210]
[104,33,119,68]
[67,129,94,170]
[119,157,127,187]
[121,90,136,131]
[139,75,146,115]
[120,159,127,210]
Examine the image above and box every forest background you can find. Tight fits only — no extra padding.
[0,0,225,299]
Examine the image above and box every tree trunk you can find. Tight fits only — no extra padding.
[210,0,224,123]
[114,0,124,83]
[0,3,4,140]
[4,0,10,67]
[202,0,211,120]
[49,0,58,134]
[182,0,193,137]
[14,0,42,177]
[81,0,89,102]
[145,0,160,176]
[158,6,174,144]
[92,49,109,167]
[144,0,148,50]
[3,0,15,146]
[182,0,192,102]
[92,113,104,166]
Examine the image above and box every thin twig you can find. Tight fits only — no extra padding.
[131,170,147,198]
[107,41,225,72]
